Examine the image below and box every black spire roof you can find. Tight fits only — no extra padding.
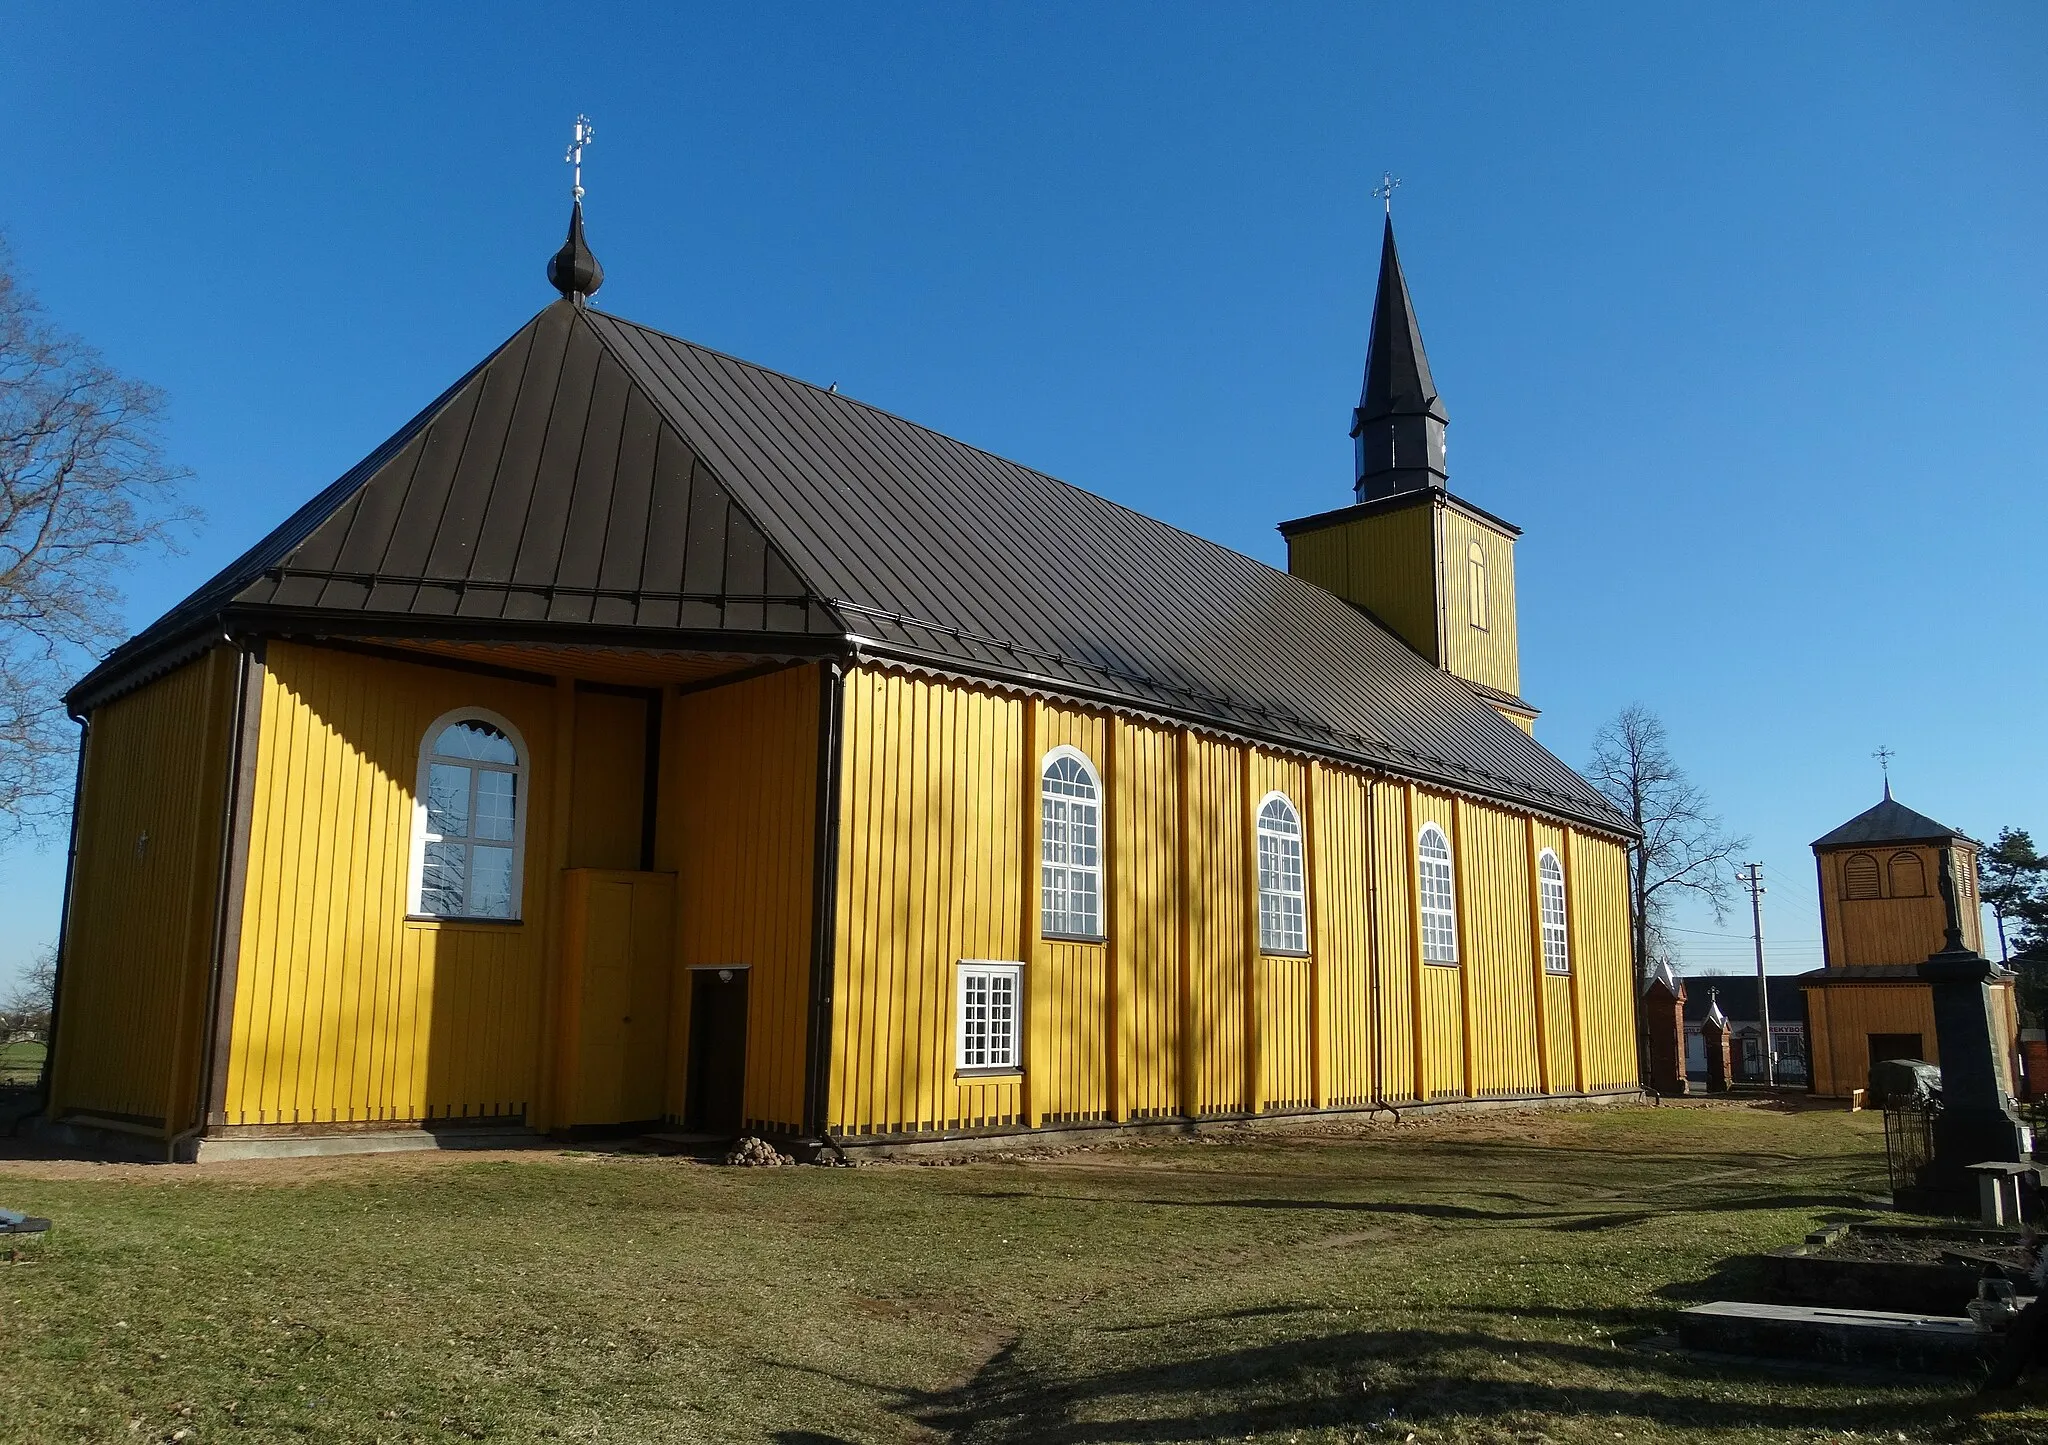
[547,201,604,300]
[1811,794,1971,850]
[1351,216,1448,502]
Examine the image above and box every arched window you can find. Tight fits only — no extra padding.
[1041,747,1102,939]
[1888,851,1926,899]
[1418,823,1458,963]
[1538,849,1569,973]
[1467,541,1489,630]
[411,710,527,919]
[1256,793,1307,954]
[1842,853,1880,900]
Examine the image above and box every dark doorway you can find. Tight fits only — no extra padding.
[1867,1032,1925,1094]
[686,969,749,1134]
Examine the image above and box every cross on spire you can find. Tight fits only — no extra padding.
[566,114,594,203]
[1372,171,1401,217]
[1873,745,1895,798]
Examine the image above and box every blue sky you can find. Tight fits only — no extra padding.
[2,4,2043,989]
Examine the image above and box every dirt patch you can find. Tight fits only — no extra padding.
[1819,1229,2033,1269]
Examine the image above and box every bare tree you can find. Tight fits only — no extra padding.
[0,244,192,833]
[1586,704,1747,985]
[1,944,55,1047]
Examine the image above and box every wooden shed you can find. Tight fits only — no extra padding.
[41,209,1641,1159]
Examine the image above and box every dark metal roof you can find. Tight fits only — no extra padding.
[71,299,1630,833]
[1678,974,1806,1026]
[1811,793,1969,850]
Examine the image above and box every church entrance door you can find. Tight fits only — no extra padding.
[685,968,749,1135]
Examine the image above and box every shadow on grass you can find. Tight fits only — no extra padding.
[859,1322,1997,1444]
[966,1189,1881,1232]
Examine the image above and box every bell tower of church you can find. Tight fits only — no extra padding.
[1280,214,1537,732]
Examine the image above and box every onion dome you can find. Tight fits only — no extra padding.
[547,201,604,300]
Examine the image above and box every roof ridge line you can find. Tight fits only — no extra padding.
[583,306,1350,600]
[574,306,854,641]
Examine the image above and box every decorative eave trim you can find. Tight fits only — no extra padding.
[1278,487,1523,541]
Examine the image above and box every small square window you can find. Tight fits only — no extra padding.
[958,961,1023,1071]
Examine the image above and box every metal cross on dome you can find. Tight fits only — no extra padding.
[566,115,594,202]
[1372,171,1401,216]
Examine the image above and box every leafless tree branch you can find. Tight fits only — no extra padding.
[0,243,195,835]
[1586,703,1747,985]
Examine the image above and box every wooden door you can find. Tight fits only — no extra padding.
[685,969,749,1134]
[562,869,675,1128]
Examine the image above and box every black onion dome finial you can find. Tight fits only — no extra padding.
[548,115,602,301]
[548,200,604,300]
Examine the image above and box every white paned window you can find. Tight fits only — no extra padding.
[1538,849,1569,973]
[957,961,1023,1071]
[411,711,527,920]
[1257,793,1307,954]
[1041,748,1102,939]
[1418,823,1458,964]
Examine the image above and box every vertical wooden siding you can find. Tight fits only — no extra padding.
[662,664,817,1131]
[223,643,557,1125]
[1804,984,1941,1097]
[1185,734,1248,1114]
[1436,507,1521,700]
[1566,834,1638,1090]
[1818,844,1982,967]
[1114,717,1181,1118]
[1284,503,1440,665]
[50,647,238,1132]
[830,670,1026,1133]
[1457,799,1541,1096]
[826,666,1636,1136]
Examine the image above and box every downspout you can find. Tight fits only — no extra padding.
[178,637,260,1162]
[33,715,92,1114]
[800,658,846,1151]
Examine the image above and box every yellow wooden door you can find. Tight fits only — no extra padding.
[577,879,634,1124]
[565,870,676,1127]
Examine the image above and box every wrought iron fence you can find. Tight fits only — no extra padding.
[1883,1101,1938,1195]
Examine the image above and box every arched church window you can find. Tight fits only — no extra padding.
[1041,747,1102,939]
[1842,853,1880,900]
[1538,849,1570,973]
[1888,851,1926,899]
[1256,793,1307,954]
[1418,823,1459,963]
[411,710,527,919]
[1467,541,1489,631]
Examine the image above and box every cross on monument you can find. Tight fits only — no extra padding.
[566,115,595,202]
[1372,171,1401,216]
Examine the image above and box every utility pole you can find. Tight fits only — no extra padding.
[1736,863,1773,1087]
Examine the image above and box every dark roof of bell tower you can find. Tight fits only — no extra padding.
[1356,217,1446,431]
[1811,793,1971,850]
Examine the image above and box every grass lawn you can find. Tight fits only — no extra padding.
[2,1101,2043,1443]
[0,1038,43,1085]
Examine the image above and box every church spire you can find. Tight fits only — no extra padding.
[1351,215,1448,502]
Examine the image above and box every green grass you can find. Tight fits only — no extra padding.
[1,1102,2042,1443]
[0,1037,44,1083]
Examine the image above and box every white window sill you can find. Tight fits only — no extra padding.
[956,1068,1024,1082]
[405,914,524,927]
[1042,933,1106,945]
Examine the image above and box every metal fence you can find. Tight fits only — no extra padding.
[1883,1101,1938,1194]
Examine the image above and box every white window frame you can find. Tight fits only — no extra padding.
[408,707,529,921]
[1040,745,1104,941]
[1467,540,1489,631]
[1418,822,1459,964]
[1538,848,1570,974]
[1256,791,1308,955]
[956,960,1024,1073]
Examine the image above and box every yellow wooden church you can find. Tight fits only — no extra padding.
[41,204,1642,1159]
[1800,790,2020,1099]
